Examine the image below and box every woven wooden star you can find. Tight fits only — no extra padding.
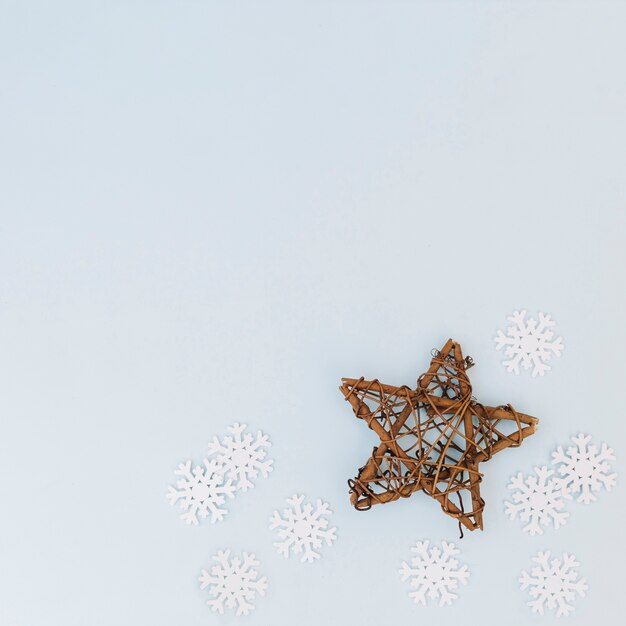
[340,339,538,532]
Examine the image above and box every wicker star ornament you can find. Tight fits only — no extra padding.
[340,339,538,532]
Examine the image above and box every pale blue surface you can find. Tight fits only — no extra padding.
[1,2,625,625]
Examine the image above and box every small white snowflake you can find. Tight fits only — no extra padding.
[552,433,617,503]
[208,422,273,491]
[269,494,337,563]
[199,549,268,616]
[166,459,235,525]
[520,551,587,617]
[399,540,470,607]
[505,466,569,535]
[495,310,564,376]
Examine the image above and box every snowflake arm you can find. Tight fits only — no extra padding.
[552,433,617,504]
[399,540,469,607]
[166,459,235,525]
[495,310,564,377]
[199,549,267,617]
[504,466,569,535]
[208,423,273,491]
[269,494,337,563]
[520,551,587,617]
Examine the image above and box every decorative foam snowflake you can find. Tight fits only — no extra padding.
[269,494,337,563]
[552,433,617,503]
[166,459,235,525]
[399,540,470,606]
[199,549,268,616]
[505,466,569,535]
[495,310,564,376]
[520,551,587,617]
[208,422,273,491]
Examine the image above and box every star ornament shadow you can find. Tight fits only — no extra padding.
[340,339,538,532]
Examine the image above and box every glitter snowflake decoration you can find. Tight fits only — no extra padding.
[505,466,569,535]
[495,310,564,376]
[520,551,587,617]
[399,540,470,607]
[269,494,337,563]
[199,549,268,616]
[166,459,235,525]
[208,422,273,491]
[552,433,617,504]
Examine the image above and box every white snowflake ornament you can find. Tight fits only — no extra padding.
[505,466,569,535]
[199,549,268,616]
[269,494,337,563]
[495,310,564,376]
[208,422,273,491]
[167,459,235,525]
[552,433,617,503]
[399,540,470,607]
[520,551,587,617]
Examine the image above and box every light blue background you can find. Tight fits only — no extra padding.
[1,1,625,625]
